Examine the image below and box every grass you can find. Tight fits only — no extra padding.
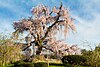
[49,65,64,67]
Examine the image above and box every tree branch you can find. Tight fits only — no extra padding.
[41,3,63,41]
[42,45,55,53]
[22,41,55,54]
[31,33,36,41]
[49,11,53,15]
[58,20,65,22]
[22,41,35,51]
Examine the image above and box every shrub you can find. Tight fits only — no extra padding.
[49,63,67,67]
[6,64,14,67]
[34,62,48,67]
[14,61,34,67]
[49,63,64,66]
[0,34,22,67]
[61,55,87,65]
[0,45,22,66]
[50,54,57,59]
[81,45,100,67]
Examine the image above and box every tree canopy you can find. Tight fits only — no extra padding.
[13,3,76,56]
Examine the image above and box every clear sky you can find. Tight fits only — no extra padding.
[0,0,100,49]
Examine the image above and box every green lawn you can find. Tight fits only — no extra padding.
[49,65,64,67]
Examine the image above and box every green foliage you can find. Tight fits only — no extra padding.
[34,62,48,67]
[50,55,57,59]
[0,45,22,66]
[13,61,34,67]
[0,34,22,67]
[81,44,100,67]
[49,65,64,67]
[49,63,67,67]
[49,63,85,67]
[61,55,87,66]
[5,64,14,67]
[95,44,100,51]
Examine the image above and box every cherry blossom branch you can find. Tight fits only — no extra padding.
[41,3,62,41]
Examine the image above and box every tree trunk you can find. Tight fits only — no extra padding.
[36,45,43,55]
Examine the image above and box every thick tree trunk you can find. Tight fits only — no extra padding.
[36,45,42,55]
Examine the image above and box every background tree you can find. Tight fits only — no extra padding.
[81,44,100,66]
[0,34,22,66]
[13,3,76,56]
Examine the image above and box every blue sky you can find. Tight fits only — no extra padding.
[0,0,100,49]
